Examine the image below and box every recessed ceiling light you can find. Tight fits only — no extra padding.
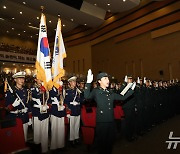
[29,22,31,25]
[3,6,7,9]
[20,11,23,14]
[84,23,87,26]
[71,18,74,21]
[49,20,51,23]
[123,0,126,2]
[3,63,5,65]
[13,64,15,66]
[23,2,26,5]
[63,24,65,27]
[107,3,110,6]
[37,17,39,20]
[30,36,33,38]
[94,4,97,6]
[18,33,20,36]
[7,31,9,33]
[12,28,14,30]
[23,31,26,33]
[107,10,111,12]
[36,34,38,35]
[12,17,15,20]
[0,18,4,21]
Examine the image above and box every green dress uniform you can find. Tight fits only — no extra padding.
[84,83,134,154]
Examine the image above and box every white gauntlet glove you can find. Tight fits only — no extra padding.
[12,98,21,107]
[87,69,93,83]
[131,82,136,90]
[28,118,32,126]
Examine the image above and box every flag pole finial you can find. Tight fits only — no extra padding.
[40,6,44,13]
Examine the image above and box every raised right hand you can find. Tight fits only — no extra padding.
[87,69,93,83]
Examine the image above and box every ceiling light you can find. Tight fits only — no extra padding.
[94,4,97,6]
[63,24,65,27]
[7,31,9,33]
[28,25,39,30]
[84,23,87,26]
[13,64,15,66]
[12,17,15,20]
[3,63,5,65]
[12,28,14,30]
[23,65,25,66]
[37,17,39,20]
[23,2,26,5]
[23,31,26,33]
[30,36,33,38]
[36,34,38,36]
[71,18,74,21]
[107,10,111,12]
[18,33,20,36]
[123,0,126,2]
[29,22,31,25]
[49,20,51,23]
[0,18,4,21]
[107,3,110,6]
[20,11,23,14]
[3,6,7,9]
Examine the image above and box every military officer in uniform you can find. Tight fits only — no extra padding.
[64,76,84,147]
[30,75,50,153]
[84,70,135,154]
[5,71,31,142]
[121,75,137,141]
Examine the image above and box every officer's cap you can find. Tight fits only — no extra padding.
[97,72,109,81]
[127,75,133,79]
[68,76,77,82]
[12,71,26,79]
[79,79,85,83]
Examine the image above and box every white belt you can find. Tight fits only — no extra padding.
[33,104,41,108]
[10,108,28,114]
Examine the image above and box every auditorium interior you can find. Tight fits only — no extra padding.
[0,0,180,154]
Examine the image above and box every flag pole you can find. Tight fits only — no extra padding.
[58,14,63,107]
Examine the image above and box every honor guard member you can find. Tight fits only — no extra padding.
[5,71,31,142]
[49,82,66,151]
[30,75,50,153]
[84,70,135,154]
[64,76,84,147]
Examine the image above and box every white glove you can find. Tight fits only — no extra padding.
[124,75,128,83]
[12,98,21,107]
[67,114,70,118]
[73,101,79,106]
[87,69,93,83]
[41,105,48,112]
[131,82,136,90]
[137,77,140,84]
[59,81,63,86]
[143,77,146,84]
[58,105,65,111]
[22,107,28,113]
[28,118,32,126]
